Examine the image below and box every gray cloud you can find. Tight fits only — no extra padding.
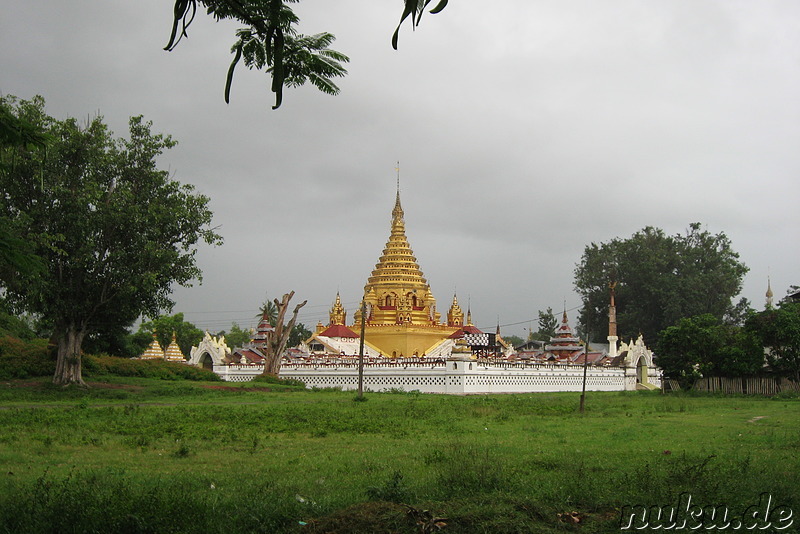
[2,0,798,338]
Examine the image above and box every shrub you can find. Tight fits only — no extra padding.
[0,336,53,379]
[83,354,220,381]
[252,374,306,387]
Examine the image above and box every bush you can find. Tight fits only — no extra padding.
[83,354,220,381]
[251,374,306,387]
[0,336,53,379]
[0,336,219,382]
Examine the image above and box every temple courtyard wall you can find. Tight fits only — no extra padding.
[212,359,661,394]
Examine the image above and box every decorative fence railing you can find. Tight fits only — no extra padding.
[692,376,799,396]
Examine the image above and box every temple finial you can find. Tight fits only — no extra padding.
[766,272,774,309]
[395,161,400,195]
[392,162,404,222]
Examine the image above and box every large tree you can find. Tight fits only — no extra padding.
[163,0,446,108]
[657,314,763,384]
[574,223,748,345]
[746,301,800,381]
[0,95,222,386]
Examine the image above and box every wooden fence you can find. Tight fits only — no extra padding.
[692,376,800,396]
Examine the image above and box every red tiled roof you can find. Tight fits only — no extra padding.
[319,324,359,339]
[234,348,265,363]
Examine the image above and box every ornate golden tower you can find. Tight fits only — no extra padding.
[447,294,465,327]
[329,292,347,325]
[351,187,458,357]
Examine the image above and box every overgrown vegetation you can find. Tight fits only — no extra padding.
[0,335,219,382]
[0,382,796,533]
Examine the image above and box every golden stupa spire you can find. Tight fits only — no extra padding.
[392,161,403,222]
[356,175,440,326]
[366,177,426,292]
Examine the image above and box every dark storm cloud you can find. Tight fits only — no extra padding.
[2,0,798,337]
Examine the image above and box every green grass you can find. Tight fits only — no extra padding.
[0,378,797,533]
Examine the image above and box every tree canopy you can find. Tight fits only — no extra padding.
[656,314,763,385]
[745,301,800,382]
[223,322,254,349]
[0,95,222,385]
[574,223,749,345]
[164,0,447,108]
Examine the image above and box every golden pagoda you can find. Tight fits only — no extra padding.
[164,331,186,362]
[348,187,462,357]
[140,332,165,360]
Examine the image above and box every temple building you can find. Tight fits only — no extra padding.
[308,188,471,358]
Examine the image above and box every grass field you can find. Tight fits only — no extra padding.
[0,378,797,533]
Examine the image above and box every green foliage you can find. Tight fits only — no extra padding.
[83,322,140,359]
[288,321,311,348]
[251,374,305,387]
[223,322,252,349]
[0,332,219,382]
[574,223,749,345]
[657,314,764,385]
[0,300,38,341]
[746,301,800,381]
[83,354,220,381]
[0,335,53,379]
[164,1,449,109]
[529,307,558,341]
[0,102,47,282]
[165,0,349,109]
[257,296,278,325]
[0,95,222,384]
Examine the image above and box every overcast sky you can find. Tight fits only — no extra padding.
[2,1,798,340]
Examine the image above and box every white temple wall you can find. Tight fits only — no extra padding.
[212,361,661,393]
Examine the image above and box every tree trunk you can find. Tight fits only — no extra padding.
[261,291,306,377]
[53,324,87,387]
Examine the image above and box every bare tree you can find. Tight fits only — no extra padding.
[261,291,306,376]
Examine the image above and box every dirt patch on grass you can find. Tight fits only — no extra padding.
[2,380,144,391]
[1,381,43,388]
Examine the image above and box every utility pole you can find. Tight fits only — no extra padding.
[580,329,590,414]
[358,299,366,398]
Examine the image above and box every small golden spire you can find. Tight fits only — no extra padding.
[766,275,774,309]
